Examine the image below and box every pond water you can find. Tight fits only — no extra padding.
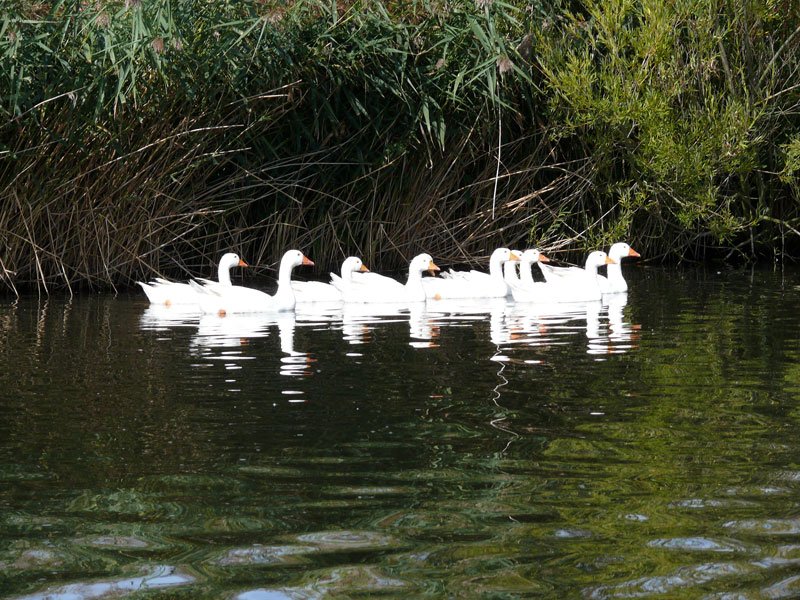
[2,266,800,598]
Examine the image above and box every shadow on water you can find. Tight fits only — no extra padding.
[2,266,800,597]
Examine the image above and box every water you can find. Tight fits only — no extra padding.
[2,266,800,598]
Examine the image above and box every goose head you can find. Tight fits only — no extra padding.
[490,248,520,264]
[341,256,369,276]
[409,253,440,276]
[217,252,248,285]
[277,250,314,286]
[282,249,315,269]
[520,249,550,266]
[608,242,641,262]
[488,248,520,277]
[220,252,248,269]
[584,251,615,272]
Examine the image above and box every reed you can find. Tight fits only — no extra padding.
[1,0,799,294]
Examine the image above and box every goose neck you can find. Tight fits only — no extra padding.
[405,267,426,302]
[489,257,503,280]
[607,262,624,282]
[520,262,535,286]
[217,261,232,286]
[503,262,518,285]
[273,261,297,310]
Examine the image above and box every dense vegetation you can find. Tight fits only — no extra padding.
[1,0,799,292]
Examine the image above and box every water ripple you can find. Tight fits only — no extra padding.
[587,562,753,598]
[10,564,195,600]
[214,544,318,566]
[647,537,749,553]
[724,518,800,535]
[232,565,407,599]
[293,529,401,552]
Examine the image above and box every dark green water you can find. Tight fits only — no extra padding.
[3,266,800,599]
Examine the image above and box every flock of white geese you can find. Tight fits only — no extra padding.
[137,243,640,315]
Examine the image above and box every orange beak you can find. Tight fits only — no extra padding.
[238,259,249,267]
[302,255,315,266]
[538,254,551,263]
[509,252,521,262]
[359,264,370,272]
[605,257,616,265]
[628,248,641,258]
[428,260,440,273]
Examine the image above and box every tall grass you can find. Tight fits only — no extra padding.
[1,0,799,293]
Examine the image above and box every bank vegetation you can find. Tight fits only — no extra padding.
[2,0,799,292]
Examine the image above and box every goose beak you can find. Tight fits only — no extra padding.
[238,259,249,267]
[605,257,616,265]
[359,264,370,272]
[538,254,551,263]
[428,260,440,274]
[510,251,521,261]
[628,248,641,258]
[302,255,315,266]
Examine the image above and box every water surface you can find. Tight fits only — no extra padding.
[2,266,800,598]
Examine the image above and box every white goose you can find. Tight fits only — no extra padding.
[537,250,609,281]
[424,248,520,300]
[511,249,603,303]
[599,242,640,293]
[516,250,614,303]
[332,253,440,303]
[292,256,369,303]
[191,250,314,315]
[137,252,248,306]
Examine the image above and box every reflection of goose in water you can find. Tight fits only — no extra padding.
[139,304,202,331]
[583,294,642,355]
[424,297,508,319]
[294,302,343,325]
[275,314,314,377]
[189,312,313,376]
[336,301,458,348]
[408,304,441,348]
[585,300,606,355]
[605,293,641,352]
[489,301,516,346]
[191,312,277,351]
[503,301,595,348]
[340,302,409,344]
[275,313,298,356]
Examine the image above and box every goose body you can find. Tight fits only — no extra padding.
[137,252,247,306]
[292,257,369,303]
[192,250,313,315]
[332,253,439,303]
[513,250,613,303]
[424,248,520,300]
